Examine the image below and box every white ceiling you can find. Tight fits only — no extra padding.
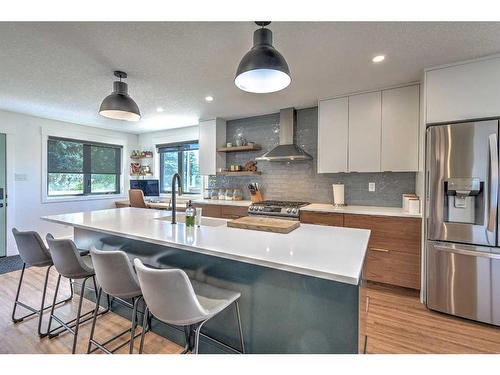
[1,22,500,134]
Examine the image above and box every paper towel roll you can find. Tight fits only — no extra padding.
[332,184,345,206]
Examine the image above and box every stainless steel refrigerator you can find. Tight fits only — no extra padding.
[426,119,500,326]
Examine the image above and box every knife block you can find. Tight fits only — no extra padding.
[250,191,263,203]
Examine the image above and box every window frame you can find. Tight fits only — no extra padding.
[47,136,122,198]
[158,140,200,195]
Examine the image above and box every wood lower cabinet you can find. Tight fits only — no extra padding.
[344,214,421,290]
[220,205,248,219]
[364,249,420,290]
[192,203,222,218]
[300,211,422,290]
[300,211,344,226]
[192,203,248,219]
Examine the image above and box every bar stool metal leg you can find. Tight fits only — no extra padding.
[86,287,103,354]
[11,264,72,337]
[139,306,150,354]
[129,297,140,354]
[194,320,208,354]
[71,276,88,354]
[235,301,245,354]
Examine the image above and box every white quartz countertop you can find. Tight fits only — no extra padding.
[42,207,370,285]
[192,199,252,207]
[301,203,422,218]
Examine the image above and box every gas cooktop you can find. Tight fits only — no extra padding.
[248,200,310,219]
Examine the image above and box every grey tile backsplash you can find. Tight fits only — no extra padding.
[208,107,416,207]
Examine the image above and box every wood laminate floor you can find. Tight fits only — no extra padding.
[0,266,183,354]
[2,267,500,354]
[359,282,500,353]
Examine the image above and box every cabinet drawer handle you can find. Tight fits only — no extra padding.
[370,247,390,253]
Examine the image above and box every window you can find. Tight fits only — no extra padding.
[47,137,122,196]
[158,141,200,194]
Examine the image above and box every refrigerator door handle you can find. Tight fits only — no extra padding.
[433,243,500,260]
[487,133,498,239]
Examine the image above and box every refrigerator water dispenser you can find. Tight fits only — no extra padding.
[444,178,483,224]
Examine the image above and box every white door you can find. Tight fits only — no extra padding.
[381,85,420,171]
[348,91,381,172]
[317,97,349,173]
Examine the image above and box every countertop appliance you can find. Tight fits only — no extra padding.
[426,119,500,326]
[248,200,309,220]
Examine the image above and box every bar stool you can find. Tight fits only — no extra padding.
[87,246,147,354]
[45,234,109,354]
[134,259,245,354]
[11,228,74,337]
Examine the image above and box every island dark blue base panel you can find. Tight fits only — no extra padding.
[74,228,360,354]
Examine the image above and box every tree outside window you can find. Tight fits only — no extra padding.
[158,141,200,194]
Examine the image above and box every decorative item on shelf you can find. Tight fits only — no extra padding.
[130,150,153,159]
[130,162,141,175]
[235,135,247,147]
[243,160,258,172]
[230,164,243,172]
[141,165,152,175]
[226,142,233,148]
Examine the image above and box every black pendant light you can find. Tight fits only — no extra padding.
[99,71,141,121]
[235,21,291,94]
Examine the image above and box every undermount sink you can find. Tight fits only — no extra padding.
[155,214,225,227]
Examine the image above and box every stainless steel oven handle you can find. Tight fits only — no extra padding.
[487,133,498,235]
[434,243,500,260]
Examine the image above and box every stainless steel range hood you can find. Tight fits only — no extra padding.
[256,108,313,162]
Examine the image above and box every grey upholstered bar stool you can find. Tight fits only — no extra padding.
[134,259,245,354]
[87,247,147,354]
[45,234,109,354]
[11,228,74,337]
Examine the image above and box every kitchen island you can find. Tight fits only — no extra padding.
[42,207,370,354]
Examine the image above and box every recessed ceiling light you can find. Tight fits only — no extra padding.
[156,107,164,112]
[205,96,214,102]
[372,55,385,63]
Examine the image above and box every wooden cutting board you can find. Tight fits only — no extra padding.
[227,216,300,234]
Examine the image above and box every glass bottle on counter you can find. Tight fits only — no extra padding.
[185,200,195,227]
[233,188,243,201]
[203,188,211,199]
[210,189,219,200]
[218,188,225,200]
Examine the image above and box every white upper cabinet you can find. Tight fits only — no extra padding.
[348,91,382,172]
[381,85,420,171]
[199,118,226,175]
[426,57,500,124]
[318,97,349,173]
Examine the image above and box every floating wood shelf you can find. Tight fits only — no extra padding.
[130,155,153,160]
[217,144,261,153]
[216,171,262,176]
[130,173,153,177]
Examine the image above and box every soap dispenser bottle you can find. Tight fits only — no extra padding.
[185,200,195,227]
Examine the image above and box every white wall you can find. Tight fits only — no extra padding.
[0,109,138,255]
